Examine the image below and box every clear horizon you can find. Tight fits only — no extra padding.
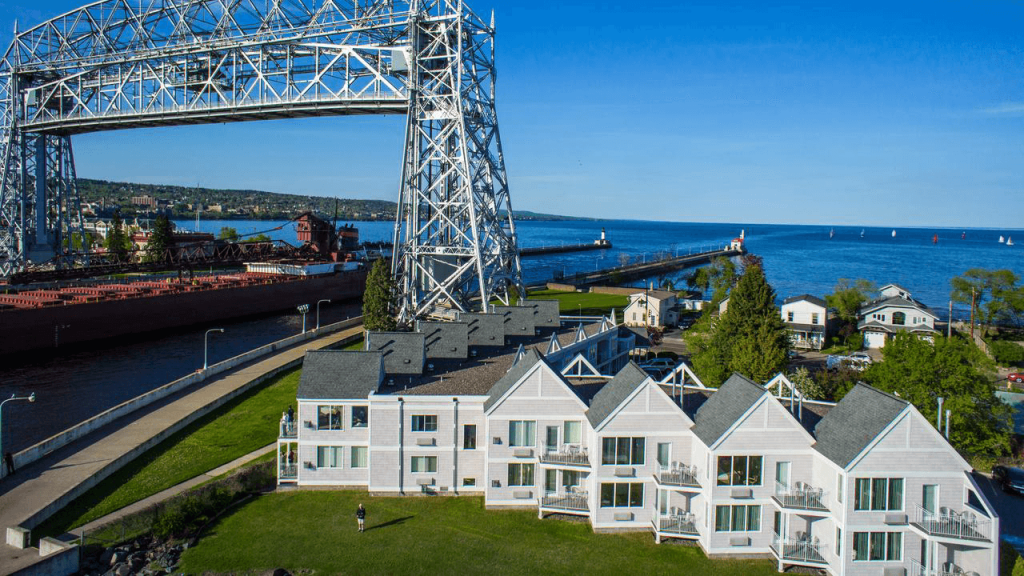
[1,0,1020,228]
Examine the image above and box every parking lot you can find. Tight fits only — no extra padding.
[974,472,1024,553]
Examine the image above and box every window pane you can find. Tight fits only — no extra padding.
[732,456,748,486]
[331,447,344,467]
[616,438,631,465]
[869,532,886,561]
[508,463,518,486]
[855,479,871,510]
[615,483,629,507]
[631,438,646,465]
[717,456,732,486]
[747,505,761,531]
[602,438,616,465]
[351,447,367,468]
[428,457,437,473]
[731,505,747,532]
[629,483,643,507]
[657,443,670,469]
[509,422,521,446]
[871,478,888,511]
[886,532,902,561]
[351,406,368,427]
[427,416,437,431]
[564,421,581,444]
[601,484,614,507]
[887,478,903,511]
[525,422,535,445]
[464,425,477,450]
[853,533,868,561]
[747,456,762,486]
[317,446,328,468]
[522,464,534,485]
[715,506,730,531]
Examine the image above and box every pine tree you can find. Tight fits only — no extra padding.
[145,215,175,263]
[105,210,131,262]
[363,258,397,331]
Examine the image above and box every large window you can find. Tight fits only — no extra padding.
[509,421,536,447]
[854,478,904,511]
[411,456,437,473]
[717,456,763,486]
[892,311,906,326]
[316,446,344,468]
[601,437,645,465]
[317,406,343,430]
[507,463,535,486]
[564,421,582,444]
[853,532,902,561]
[351,406,368,428]
[600,483,644,508]
[350,446,368,468]
[714,505,761,532]
[412,415,437,432]
[464,424,477,450]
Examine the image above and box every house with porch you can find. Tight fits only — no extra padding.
[857,286,939,349]
[781,294,828,350]
[624,290,679,328]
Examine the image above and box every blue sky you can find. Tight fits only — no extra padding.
[0,0,1021,227]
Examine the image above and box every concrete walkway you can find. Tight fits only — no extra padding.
[0,326,361,575]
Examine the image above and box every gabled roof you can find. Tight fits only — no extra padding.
[586,362,650,427]
[783,294,827,308]
[859,296,935,317]
[483,349,544,411]
[630,290,676,302]
[461,312,505,347]
[857,320,939,334]
[693,373,766,447]
[813,383,908,468]
[419,321,469,359]
[297,350,382,400]
[366,331,425,375]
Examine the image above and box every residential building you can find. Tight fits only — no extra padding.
[623,290,679,328]
[781,294,828,350]
[857,285,939,349]
[278,308,999,576]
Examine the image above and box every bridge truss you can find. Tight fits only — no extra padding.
[0,0,524,320]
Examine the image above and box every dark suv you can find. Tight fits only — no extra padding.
[992,465,1024,495]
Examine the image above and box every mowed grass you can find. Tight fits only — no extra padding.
[36,367,303,539]
[527,289,629,317]
[180,492,778,576]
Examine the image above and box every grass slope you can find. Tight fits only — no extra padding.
[36,367,302,538]
[527,289,629,317]
[181,492,778,576]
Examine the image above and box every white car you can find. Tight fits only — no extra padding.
[849,352,873,364]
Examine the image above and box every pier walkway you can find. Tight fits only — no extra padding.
[0,325,362,575]
[554,246,743,287]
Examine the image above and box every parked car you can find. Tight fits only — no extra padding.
[826,354,871,372]
[849,352,873,364]
[1009,373,1024,384]
[787,350,799,359]
[992,465,1024,495]
[641,358,676,369]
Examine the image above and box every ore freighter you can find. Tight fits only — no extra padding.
[0,213,371,356]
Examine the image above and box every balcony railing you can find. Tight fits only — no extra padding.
[655,512,699,536]
[910,558,961,576]
[539,446,591,467]
[773,482,828,512]
[655,464,700,488]
[770,532,827,565]
[911,504,991,542]
[279,420,297,439]
[279,463,298,480]
[540,492,589,512]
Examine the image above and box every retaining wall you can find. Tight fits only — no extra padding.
[3,317,363,480]
[589,286,643,296]
[545,283,580,292]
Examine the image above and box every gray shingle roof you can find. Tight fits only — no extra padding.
[859,296,935,317]
[693,373,767,447]
[366,331,425,375]
[586,362,651,427]
[631,290,676,301]
[527,300,561,328]
[419,321,469,359]
[461,312,505,347]
[813,383,908,468]
[297,350,383,400]
[483,348,544,411]
[783,294,827,308]
[493,306,536,336]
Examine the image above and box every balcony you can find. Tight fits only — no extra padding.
[539,446,591,467]
[654,511,699,536]
[770,532,828,566]
[279,463,298,482]
[910,558,970,576]
[540,491,589,514]
[654,464,701,489]
[279,420,297,439]
[772,482,829,513]
[910,504,991,543]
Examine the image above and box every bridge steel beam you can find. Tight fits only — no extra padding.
[0,0,522,319]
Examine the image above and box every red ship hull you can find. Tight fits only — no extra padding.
[0,269,367,356]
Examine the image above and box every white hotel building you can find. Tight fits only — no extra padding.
[277,303,999,576]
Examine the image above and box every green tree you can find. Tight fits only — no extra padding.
[218,227,240,241]
[788,367,827,401]
[826,278,877,326]
[864,333,1012,455]
[951,269,1023,336]
[242,233,273,243]
[363,259,397,332]
[685,256,737,309]
[686,264,790,386]
[104,210,131,262]
[145,215,175,263]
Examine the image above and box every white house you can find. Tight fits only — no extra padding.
[781,295,828,350]
[857,286,938,349]
[624,290,679,328]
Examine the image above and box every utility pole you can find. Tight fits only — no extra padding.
[947,301,953,338]
[969,288,976,339]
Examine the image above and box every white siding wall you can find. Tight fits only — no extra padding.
[781,300,827,329]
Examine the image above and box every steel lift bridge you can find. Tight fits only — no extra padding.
[0,0,525,322]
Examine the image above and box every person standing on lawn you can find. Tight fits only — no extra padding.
[356,503,366,532]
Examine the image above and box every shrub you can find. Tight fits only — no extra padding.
[991,340,1024,366]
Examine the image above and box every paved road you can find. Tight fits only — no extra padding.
[0,326,361,575]
[973,472,1024,553]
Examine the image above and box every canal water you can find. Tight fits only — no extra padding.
[1,219,1021,453]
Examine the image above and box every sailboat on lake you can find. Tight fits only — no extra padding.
[891,230,896,238]
[1000,235,1006,243]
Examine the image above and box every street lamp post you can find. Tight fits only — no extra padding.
[1,392,36,470]
[316,299,331,331]
[204,328,225,371]
[297,304,311,334]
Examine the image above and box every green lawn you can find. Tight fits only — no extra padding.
[528,289,629,317]
[36,367,303,539]
[181,492,778,576]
